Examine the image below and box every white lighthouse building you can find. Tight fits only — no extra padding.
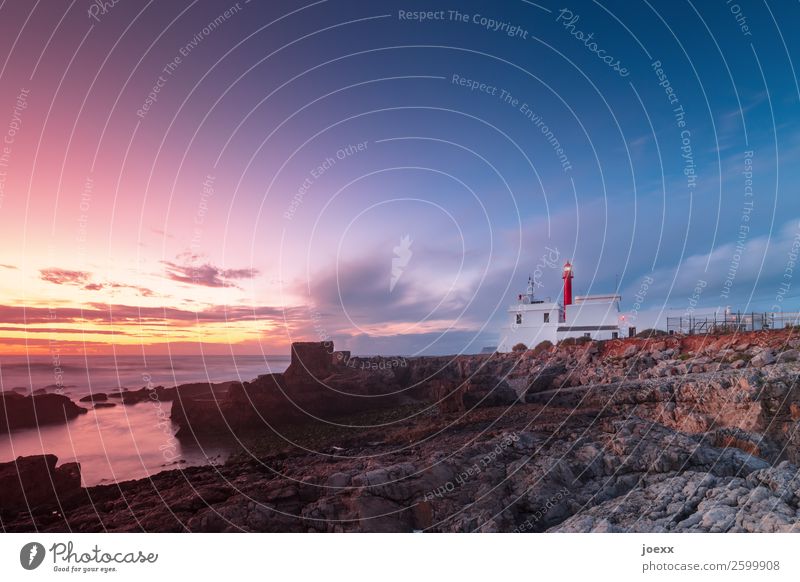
[497,261,623,352]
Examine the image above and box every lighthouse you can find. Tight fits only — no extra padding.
[497,259,624,351]
[562,261,574,306]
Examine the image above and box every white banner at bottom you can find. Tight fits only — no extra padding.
[1,533,797,581]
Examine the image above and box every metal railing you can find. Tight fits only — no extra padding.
[666,312,800,335]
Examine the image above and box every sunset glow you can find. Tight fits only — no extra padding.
[0,0,798,359]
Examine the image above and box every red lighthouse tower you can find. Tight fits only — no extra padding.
[562,261,574,306]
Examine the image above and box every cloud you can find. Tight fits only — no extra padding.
[0,264,17,270]
[0,302,306,326]
[107,282,157,297]
[0,325,118,335]
[623,218,800,313]
[293,253,498,351]
[40,268,91,286]
[81,282,157,296]
[219,268,260,280]
[39,268,158,297]
[161,260,260,288]
[300,259,431,322]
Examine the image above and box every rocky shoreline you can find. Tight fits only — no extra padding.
[2,329,800,532]
[0,392,87,432]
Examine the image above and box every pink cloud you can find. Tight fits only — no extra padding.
[40,268,91,286]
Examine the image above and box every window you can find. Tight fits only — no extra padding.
[583,333,591,338]
[612,332,619,339]
[515,314,522,325]
[543,313,550,323]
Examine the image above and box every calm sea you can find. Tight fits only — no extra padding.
[0,355,290,486]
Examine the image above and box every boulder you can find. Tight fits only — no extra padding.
[462,379,517,408]
[430,379,467,414]
[284,342,333,383]
[171,376,307,436]
[623,345,639,358]
[325,472,352,488]
[79,392,107,402]
[751,350,776,368]
[650,341,667,353]
[108,382,232,406]
[0,455,82,513]
[524,364,567,399]
[0,393,87,432]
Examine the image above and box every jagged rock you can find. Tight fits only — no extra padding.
[462,377,517,408]
[284,341,334,383]
[108,385,175,404]
[325,472,351,488]
[552,462,800,532]
[0,455,82,513]
[0,393,87,432]
[430,379,467,413]
[173,343,507,435]
[8,329,800,533]
[79,392,107,402]
[523,364,567,399]
[751,349,776,368]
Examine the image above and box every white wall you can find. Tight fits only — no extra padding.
[558,300,621,341]
[566,301,619,327]
[497,303,560,351]
[497,299,623,352]
[497,323,559,351]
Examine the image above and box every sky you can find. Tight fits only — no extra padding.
[0,0,798,356]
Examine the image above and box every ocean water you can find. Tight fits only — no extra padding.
[0,355,290,486]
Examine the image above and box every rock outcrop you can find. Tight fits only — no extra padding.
[5,328,800,533]
[0,455,82,514]
[172,342,426,436]
[79,392,108,403]
[0,393,87,432]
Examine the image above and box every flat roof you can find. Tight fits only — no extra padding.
[508,302,560,311]
[574,294,621,303]
[557,325,619,331]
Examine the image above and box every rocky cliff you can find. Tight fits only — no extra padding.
[170,342,418,437]
[4,329,800,532]
[0,392,87,432]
